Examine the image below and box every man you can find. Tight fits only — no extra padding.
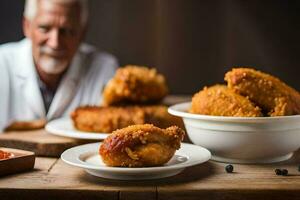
[0,0,118,132]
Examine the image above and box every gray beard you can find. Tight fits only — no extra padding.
[39,57,68,75]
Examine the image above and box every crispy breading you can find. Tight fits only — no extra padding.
[4,119,46,132]
[71,105,184,133]
[99,124,185,167]
[190,85,262,117]
[102,65,168,106]
[225,68,300,116]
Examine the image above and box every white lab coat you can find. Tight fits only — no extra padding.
[0,39,118,132]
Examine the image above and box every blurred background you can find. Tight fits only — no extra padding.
[1,0,300,94]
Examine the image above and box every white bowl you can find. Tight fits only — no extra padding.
[168,102,300,164]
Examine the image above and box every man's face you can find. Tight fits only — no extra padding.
[24,0,85,75]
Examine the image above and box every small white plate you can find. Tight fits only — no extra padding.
[61,142,211,180]
[45,118,109,140]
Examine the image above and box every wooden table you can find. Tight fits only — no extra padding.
[0,148,299,200]
[0,95,299,199]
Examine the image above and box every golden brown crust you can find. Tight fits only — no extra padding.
[190,85,262,117]
[4,119,47,132]
[142,106,184,130]
[102,65,168,106]
[71,105,184,133]
[225,68,300,116]
[99,124,185,167]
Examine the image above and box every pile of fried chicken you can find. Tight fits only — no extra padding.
[71,65,183,133]
[190,68,300,117]
[70,65,186,167]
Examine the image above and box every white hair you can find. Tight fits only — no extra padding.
[24,0,89,25]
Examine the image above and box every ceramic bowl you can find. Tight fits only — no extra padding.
[168,102,300,164]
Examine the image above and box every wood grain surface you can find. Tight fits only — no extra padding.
[0,149,299,200]
[0,130,91,157]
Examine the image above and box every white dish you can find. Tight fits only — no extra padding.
[61,142,211,180]
[45,118,109,140]
[168,102,300,164]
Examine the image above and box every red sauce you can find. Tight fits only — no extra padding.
[0,150,14,160]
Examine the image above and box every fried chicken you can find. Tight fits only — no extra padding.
[71,105,183,133]
[4,119,46,132]
[190,85,262,117]
[225,68,300,116]
[99,124,185,167]
[102,65,168,106]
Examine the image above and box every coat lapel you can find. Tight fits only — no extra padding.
[16,39,46,118]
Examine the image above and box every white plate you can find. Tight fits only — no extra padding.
[45,118,109,140]
[61,142,211,180]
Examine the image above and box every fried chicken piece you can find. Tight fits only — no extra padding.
[225,68,300,116]
[4,119,46,132]
[142,106,184,130]
[71,105,183,133]
[190,85,262,117]
[99,124,185,167]
[102,65,168,106]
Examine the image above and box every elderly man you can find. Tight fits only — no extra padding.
[0,0,118,131]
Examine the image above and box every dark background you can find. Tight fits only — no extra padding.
[1,0,300,94]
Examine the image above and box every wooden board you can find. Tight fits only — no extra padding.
[0,147,35,177]
[0,96,191,158]
[0,130,92,157]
